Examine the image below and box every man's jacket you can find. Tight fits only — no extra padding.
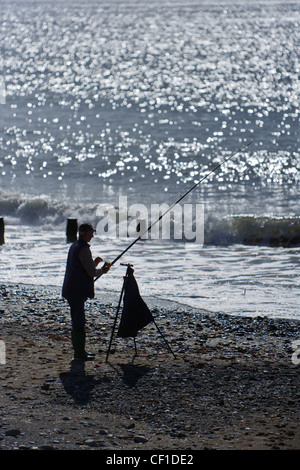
[62,239,101,300]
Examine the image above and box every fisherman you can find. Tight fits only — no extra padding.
[62,223,110,361]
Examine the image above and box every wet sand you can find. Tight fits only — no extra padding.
[0,283,299,453]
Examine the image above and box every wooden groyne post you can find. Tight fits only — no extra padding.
[0,217,4,245]
[66,218,78,243]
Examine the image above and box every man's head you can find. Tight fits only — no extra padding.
[78,223,96,242]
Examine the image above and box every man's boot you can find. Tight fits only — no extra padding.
[71,330,95,361]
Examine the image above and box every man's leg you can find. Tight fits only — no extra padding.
[69,296,86,332]
[68,297,94,361]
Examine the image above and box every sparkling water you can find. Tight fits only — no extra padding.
[0,0,299,319]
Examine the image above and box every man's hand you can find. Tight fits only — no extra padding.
[94,256,103,267]
[102,262,111,273]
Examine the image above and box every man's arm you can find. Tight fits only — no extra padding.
[79,246,104,278]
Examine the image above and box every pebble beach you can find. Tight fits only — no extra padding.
[0,282,299,453]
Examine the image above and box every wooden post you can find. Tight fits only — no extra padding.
[66,218,78,243]
[0,217,4,245]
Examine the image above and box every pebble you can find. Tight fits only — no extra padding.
[5,429,21,437]
[84,439,105,448]
[98,429,109,435]
[133,435,148,444]
[41,383,50,391]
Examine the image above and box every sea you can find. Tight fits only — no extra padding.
[0,0,299,320]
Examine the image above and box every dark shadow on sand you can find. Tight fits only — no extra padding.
[119,363,151,388]
[59,360,110,405]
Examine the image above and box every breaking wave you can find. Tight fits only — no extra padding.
[0,190,98,227]
[1,190,299,247]
[205,214,300,248]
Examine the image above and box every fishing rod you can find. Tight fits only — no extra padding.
[95,140,252,280]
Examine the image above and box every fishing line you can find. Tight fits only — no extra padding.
[95,140,252,279]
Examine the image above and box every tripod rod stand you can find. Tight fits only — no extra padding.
[105,263,176,362]
[105,263,131,362]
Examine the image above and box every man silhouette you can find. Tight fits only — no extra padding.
[62,223,110,361]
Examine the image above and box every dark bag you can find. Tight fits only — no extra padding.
[117,266,154,338]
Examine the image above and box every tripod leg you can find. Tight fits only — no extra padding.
[106,280,126,362]
[153,319,176,359]
[133,337,138,360]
